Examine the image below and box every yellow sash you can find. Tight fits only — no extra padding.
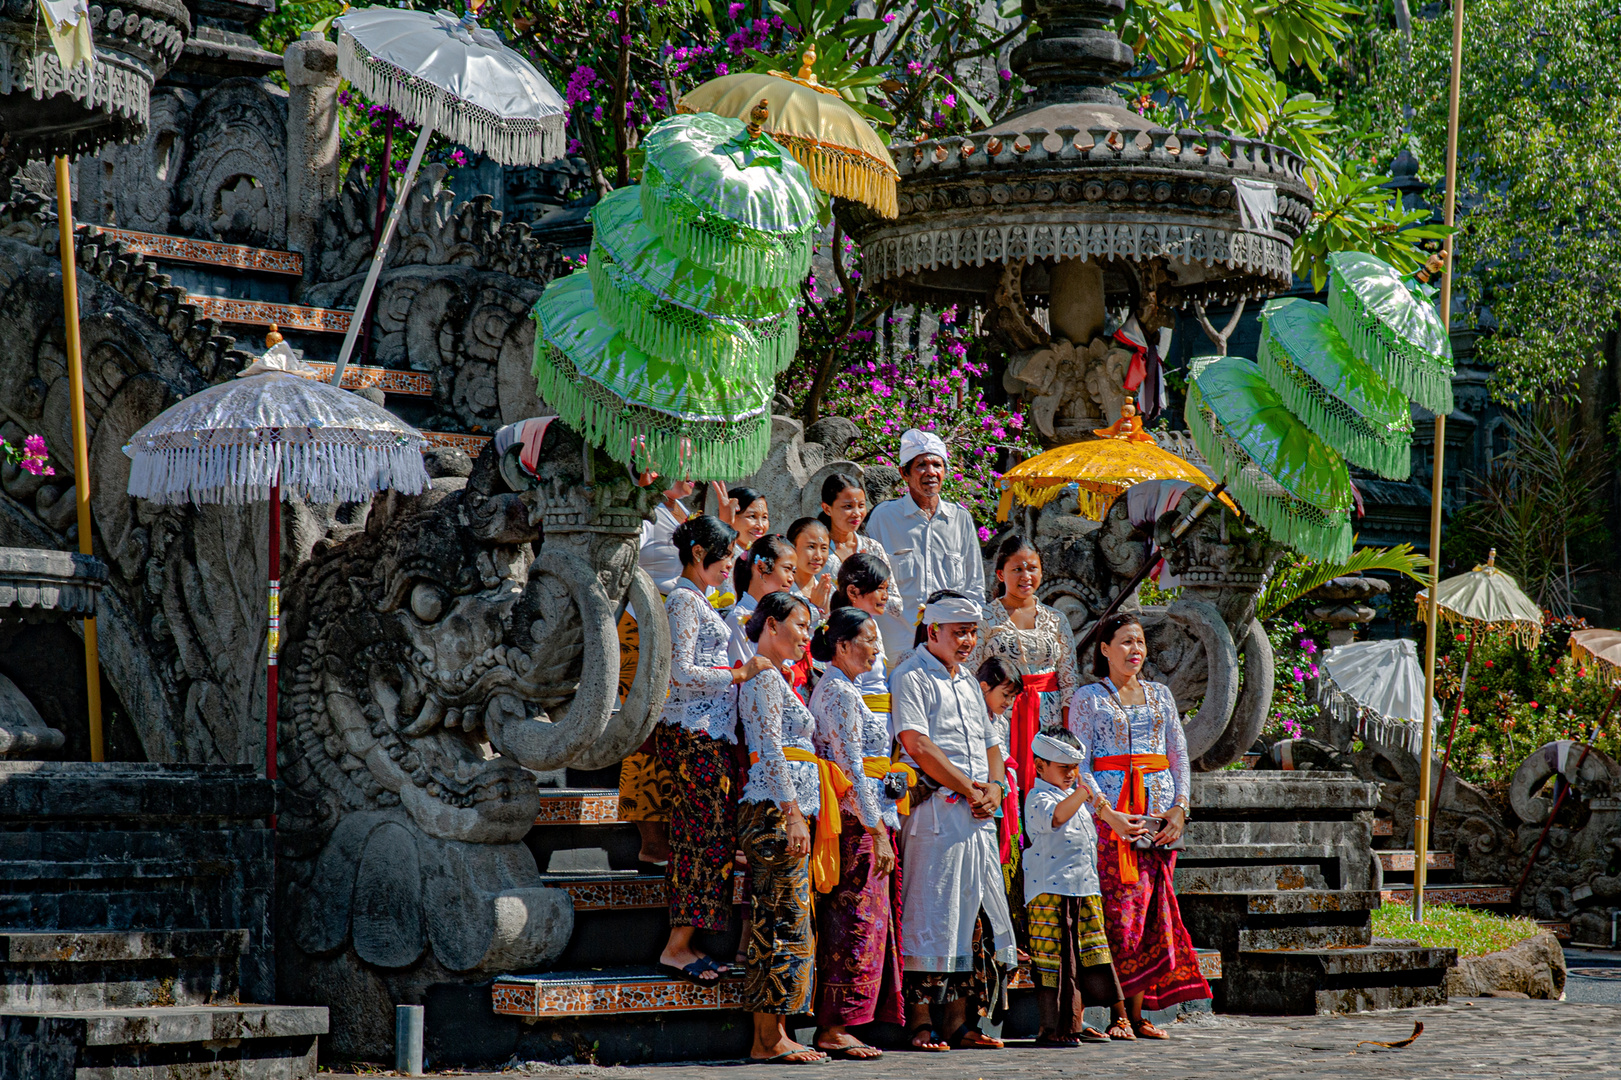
[863,756,916,816]
[860,693,892,714]
[751,748,851,893]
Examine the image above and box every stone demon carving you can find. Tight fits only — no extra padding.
[1031,480,1285,769]
[274,426,668,1055]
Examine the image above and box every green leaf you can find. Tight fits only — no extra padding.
[934,73,992,127]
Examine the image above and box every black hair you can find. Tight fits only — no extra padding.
[745,590,812,643]
[832,552,892,611]
[672,514,738,569]
[1032,729,1083,765]
[728,486,766,517]
[733,534,794,595]
[786,516,828,545]
[817,472,864,529]
[975,655,1025,695]
[993,534,1040,598]
[809,606,873,663]
[1092,612,1145,678]
[913,588,974,649]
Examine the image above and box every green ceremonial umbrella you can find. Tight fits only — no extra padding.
[533,273,772,477]
[1327,251,1454,417]
[638,110,820,289]
[588,187,801,374]
[1258,298,1414,481]
[1185,356,1355,562]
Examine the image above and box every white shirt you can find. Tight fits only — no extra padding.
[1023,777,1101,900]
[638,501,687,596]
[889,646,991,782]
[864,492,986,659]
[725,592,759,666]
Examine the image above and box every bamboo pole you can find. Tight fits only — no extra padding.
[1413,0,1467,922]
[54,155,105,763]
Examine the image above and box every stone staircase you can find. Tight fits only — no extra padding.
[0,762,327,1079]
[1175,772,1457,1015]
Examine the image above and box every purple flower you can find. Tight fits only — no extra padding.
[998,68,1013,81]
[606,8,618,21]
[1291,666,1304,683]
[883,11,897,21]
[728,1,745,15]
[449,149,468,166]
[906,60,924,75]
[978,526,992,542]
[1301,639,1317,655]
[716,62,729,76]
[22,435,46,457]
[942,92,957,109]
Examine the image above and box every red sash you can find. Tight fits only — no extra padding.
[1009,670,1059,799]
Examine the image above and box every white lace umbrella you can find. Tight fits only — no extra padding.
[1316,637,1439,756]
[125,337,429,786]
[331,5,566,387]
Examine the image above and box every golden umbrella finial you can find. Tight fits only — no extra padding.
[796,48,818,83]
[747,98,770,138]
[265,324,284,349]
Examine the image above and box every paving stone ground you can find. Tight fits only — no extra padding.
[354,999,1621,1080]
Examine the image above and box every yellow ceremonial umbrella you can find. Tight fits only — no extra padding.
[678,48,898,217]
[995,437,1234,522]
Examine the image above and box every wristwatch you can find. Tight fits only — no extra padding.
[991,779,1008,801]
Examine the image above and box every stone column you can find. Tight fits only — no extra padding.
[284,32,340,286]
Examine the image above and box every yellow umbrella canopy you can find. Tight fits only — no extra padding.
[1570,629,1621,681]
[1416,549,1543,649]
[995,437,1234,522]
[678,48,898,218]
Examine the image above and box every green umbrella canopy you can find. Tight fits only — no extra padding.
[1327,251,1454,417]
[588,187,801,374]
[532,273,771,480]
[1258,298,1414,481]
[639,111,820,289]
[1185,356,1355,562]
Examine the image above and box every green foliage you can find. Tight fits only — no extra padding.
[1371,901,1543,958]
[1258,543,1430,621]
[1265,615,1327,741]
[1292,169,1452,292]
[1366,0,1621,399]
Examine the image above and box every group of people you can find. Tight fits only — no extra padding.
[618,429,1209,1064]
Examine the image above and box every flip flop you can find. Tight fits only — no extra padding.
[950,1024,1004,1050]
[1132,1020,1170,1040]
[656,959,722,984]
[1034,1032,1083,1048]
[905,1026,950,1053]
[749,1049,830,1065]
[1080,1027,1111,1043]
[816,1041,883,1060]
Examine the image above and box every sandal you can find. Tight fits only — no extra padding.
[656,956,724,984]
[1034,1031,1083,1048]
[950,1024,1004,1050]
[816,1040,882,1060]
[1106,1018,1136,1041]
[905,1026,950,1053]
[1080,1027,1111,1043]
[1132,1020,1169,1040]
[749,1049,829,1065]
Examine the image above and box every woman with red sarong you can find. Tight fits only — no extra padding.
[1067,612,1209,1040]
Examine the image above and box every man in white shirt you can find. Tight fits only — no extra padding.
[865,429,987,661]
[888,593,1015,1051]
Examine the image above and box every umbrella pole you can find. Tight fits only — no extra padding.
[330,122,435,387]
[1413,0,1466,924]
[1434,625,1474,800]
[1510,683,1621,905]
[54,155,105,763]
[357,114,395,368]
[267,477,280,790]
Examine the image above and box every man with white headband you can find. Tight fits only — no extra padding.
[865,429,987,661]
[887,590,1015,1051]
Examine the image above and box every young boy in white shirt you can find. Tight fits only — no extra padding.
[1023,731,1125,1046]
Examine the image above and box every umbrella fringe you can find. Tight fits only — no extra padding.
[639,175,813,290]
[771,133,899,218]
[1185,398,1352,563]
[1328,285,1455,417]
[1315,680,1429,757]
[1257,337,1413,481]
[337,31,565,167]
[1415,602,1543,651]
[128,442,429,507]
[531,343,769,481]
[588,256,762,371]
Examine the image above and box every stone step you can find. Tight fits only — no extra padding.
[1175,863,1329,893]
[1373,818,1393,837]
[533,787,622,825]
[0,930,246,1010]
[1379,884,1513,907]
[1241,889,1382,916]
[83,227,303,277]
[525,789,641,875]
[1216,943,1455,1014]
[184,294,351,334]
[1377,850,1454,872]
[1315,983,1446,1014]
[1237,922,1371,951]
[0,1004,327,1080]
[422,432,493,457]
[1538,920,1572,941]
[299,362,434,397]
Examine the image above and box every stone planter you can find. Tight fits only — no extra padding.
[1444,932,1567,1000]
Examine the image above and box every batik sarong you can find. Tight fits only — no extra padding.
[1028,892,1123,1033]
[1095,823,1211,1010]
[738,800,814,1015]
[815,827,903,1028]
[653,723,735,930]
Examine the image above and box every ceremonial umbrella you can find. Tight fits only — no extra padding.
[1184,356,1355,562]
[679,48,899,217]
[1415,549,1543,793]
[993,437,1234,521]
[124,331,429,785]
[1316,638,1439,756]
[1327,250,1455,417]
[330,4,566,387]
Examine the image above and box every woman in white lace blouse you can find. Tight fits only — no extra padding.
[807,607,904,1059]
[1066,612,1208,1039]
[735,592,827,1064]
[652,515,773,988]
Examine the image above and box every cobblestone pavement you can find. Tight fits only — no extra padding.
[411,999,1621,1080]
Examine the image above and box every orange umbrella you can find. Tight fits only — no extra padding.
[996,436,1235,521]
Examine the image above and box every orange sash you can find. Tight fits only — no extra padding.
[750,748,852,893]
[1093,753,1170,884]
[863,756,915,816]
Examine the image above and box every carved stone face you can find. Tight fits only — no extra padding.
[1157,498,1284,628]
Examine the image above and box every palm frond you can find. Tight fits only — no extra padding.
[1258,541,1431,621]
